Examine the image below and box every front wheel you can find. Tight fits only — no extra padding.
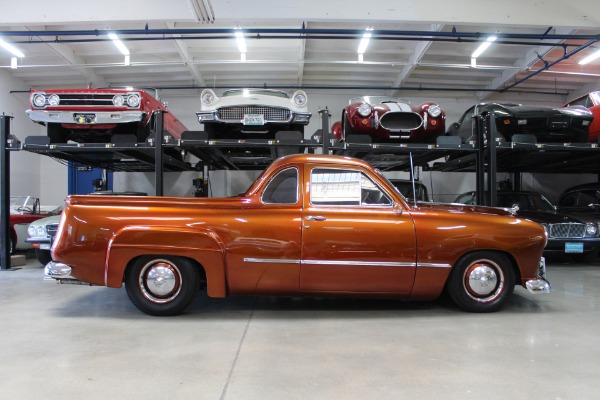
[35,248,52,265]
[125,256,201,316]
[446,251,515,312]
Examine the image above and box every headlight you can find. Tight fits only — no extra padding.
[27,225,37,237]
[292,90,307,107]
[36,225,46,237]
[201,89,217,105]
[540,223,549,237]
[32,93,46,108]
[127,93,141,107]
[427,104,442,118]
[358,103,372,117]
[48,94,60,106]
[112,95,125,107]
[586,223,598,236]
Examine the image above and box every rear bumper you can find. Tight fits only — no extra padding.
[525,257,551,294]
[44,261,90,285]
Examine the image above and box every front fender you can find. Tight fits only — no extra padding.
[105,226,227,298]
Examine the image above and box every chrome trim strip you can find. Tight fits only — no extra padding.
[244,258,451,269]
[244,258,301,264]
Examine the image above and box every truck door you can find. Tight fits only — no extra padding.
[300,165,417,294]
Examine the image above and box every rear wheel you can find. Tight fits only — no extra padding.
[446,251,515,312]
[125,256,201,316]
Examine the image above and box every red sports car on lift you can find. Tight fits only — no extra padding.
[26,88,188,144]
[564,91,600,142]
[331,96,446,143]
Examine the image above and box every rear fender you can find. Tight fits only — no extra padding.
[105,226,227,297]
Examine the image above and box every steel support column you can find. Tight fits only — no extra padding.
[1,115,12,270]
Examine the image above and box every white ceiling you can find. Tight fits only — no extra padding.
[0,0,599,101]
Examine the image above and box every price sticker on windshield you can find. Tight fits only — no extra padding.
[243,114,265,126]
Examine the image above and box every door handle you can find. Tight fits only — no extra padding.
[305,215,327,221]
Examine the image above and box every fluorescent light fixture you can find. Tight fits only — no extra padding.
[0,37,25,58]
[124,55,131,66]
[235,28,246,53]
[240,52,246,62]
[470,57,477,68]
[358,53,364,63]
[471,35,497,59]
[10,57,17,69]
[108,33,130,56]
[579,48,600,65]
[357,27,374,54]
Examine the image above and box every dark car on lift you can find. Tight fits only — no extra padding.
[557,183,600,215]
[454,190,600,262]
[447,103,594,144]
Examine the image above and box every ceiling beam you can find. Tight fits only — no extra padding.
[165,22,206,87]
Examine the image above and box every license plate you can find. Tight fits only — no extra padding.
[565,242,584,253]
[74,113,97,124]
[243,114,265,126]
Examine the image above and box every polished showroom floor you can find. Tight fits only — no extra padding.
[1,253,599,400]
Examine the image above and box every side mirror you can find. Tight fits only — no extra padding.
[393,202,403,215]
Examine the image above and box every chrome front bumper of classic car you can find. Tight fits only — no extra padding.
[44,262,90,285]
[196,110,311,124]
[26,109,145,125]
[525,257,551,294]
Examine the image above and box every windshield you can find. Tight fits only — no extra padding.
[497,193,555,211]
[222,89,289,98]
[351,96,409,105]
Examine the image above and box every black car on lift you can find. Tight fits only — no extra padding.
[454,190,600,262]
[447,103,594,144]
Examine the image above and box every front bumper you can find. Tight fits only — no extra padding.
[26,109,145,125]
[26,236,51,250]
[525,257,551,294]
[196,110,311,125]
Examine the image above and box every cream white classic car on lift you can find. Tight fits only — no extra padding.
[196,88,311,139]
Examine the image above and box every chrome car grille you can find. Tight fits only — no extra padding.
[48,94,118,107]
[46,223,59,237]
[548,223,586,238]
[217,106,291,122]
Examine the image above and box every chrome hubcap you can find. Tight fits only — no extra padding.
[139,259,182,304]
[463,260,504,303]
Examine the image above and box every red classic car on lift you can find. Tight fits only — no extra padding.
[331,96,446,143]
[564,91,600,142]
[26,88,189,143]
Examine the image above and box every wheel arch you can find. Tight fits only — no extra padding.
[105,226,227,298]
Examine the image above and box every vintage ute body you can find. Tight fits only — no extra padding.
[448,103,594,143]
[331,97,446,143]
[196,88,311,139]
[26,88,188,143]
[564,91,600,142]
[47,155,550,316]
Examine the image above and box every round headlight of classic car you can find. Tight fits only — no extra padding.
[36,225,46,237]
[585,223,598,236]
[358,103,372,117]
[27,225,37,237]
[127,93,141,107]
[201,89,217,105]
[48,94,60,106]
[32,93,46,108]
[292,90,308,107]
[112,95,125,107]
[427,104,442,118]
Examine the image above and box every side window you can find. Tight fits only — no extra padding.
[576,190,597,207]
[262,168,298,204]
[559,192,578,207]
[310,168,391,207]
[567,96,591,108]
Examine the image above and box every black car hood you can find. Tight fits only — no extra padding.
[492,104,592,119]
[516,209,597,224]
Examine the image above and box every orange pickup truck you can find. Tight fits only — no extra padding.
[46,154,550,316]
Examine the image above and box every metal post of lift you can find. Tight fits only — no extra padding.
[475,114,485,205]
[154,110,164,196]
[487,113,497,207]
[319,108,331,155]
[1,115,12,270]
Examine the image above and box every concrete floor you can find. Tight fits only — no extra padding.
[1,254,599,400]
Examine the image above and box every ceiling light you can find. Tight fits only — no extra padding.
[240,52,246,62]
[358,53,364,63]
[357,27,374,54]
[471,35,497,59]
[579,48,600,65]
[0,37,25,58]
[108,33,130,56]
[235,27,246,53]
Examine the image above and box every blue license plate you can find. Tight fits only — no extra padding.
[565,242,584,253]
